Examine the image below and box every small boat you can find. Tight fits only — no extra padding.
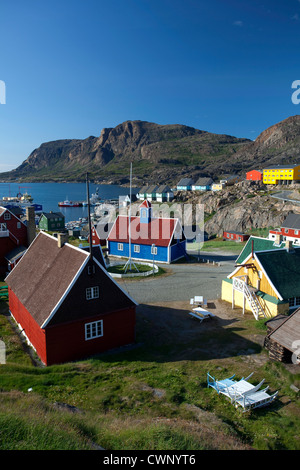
[58,199,82,207]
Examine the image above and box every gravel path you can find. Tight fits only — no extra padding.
[114,251,236,304]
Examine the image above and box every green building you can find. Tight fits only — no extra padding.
[39,212,65,232]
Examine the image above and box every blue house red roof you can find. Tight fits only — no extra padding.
[108,215,179,247]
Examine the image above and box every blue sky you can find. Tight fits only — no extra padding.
[1,0,300,171]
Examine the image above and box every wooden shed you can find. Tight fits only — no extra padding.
[264,308,300,363]
[222,230,250,242]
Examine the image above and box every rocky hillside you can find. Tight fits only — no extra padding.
[177,181,300,238]
[217,115,300,175]
[0,120,250,185]
[2,115,300,186]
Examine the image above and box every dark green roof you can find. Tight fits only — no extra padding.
[236,236,286,265]
[256,248,300,300]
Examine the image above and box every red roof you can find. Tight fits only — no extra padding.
[140,200,151,208]
[108,216,179,247]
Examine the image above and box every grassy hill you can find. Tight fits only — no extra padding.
[1,293,300,450]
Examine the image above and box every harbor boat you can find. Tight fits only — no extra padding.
[58,199,82,207]
[17,191,33,202]
[82,188,101,206]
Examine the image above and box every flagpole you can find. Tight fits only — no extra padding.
[124,162,138,273]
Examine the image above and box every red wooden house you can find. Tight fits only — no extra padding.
[5,231,137,366]
[269,213,300,246]
[246,170,263,181]
[0,206,31,275]
[223,230,250,242]
[89,222,113,247]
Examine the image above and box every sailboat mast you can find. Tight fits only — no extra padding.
[86,172,93,259]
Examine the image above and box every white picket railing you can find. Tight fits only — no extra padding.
[233,276,266,320]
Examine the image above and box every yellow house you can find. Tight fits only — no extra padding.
[263,164,300,185]
[211,182,225,191]
[221,237,300,320]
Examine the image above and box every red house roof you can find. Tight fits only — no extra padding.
[6,231,137,328]
[108,215,180,247]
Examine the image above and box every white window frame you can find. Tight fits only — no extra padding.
[118,243,123,251]
[134,244,140,253]
[88,265,96,275]
[4,212,11,220]
[17,222,21,229]
[85,320,103,340]
[86,286,99,300]
[289,297,300,308]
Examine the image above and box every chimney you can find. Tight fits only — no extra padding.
[25,206,36,246]
[57,232,69,248]
[285,239,294,253]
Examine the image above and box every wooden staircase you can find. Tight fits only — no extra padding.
[233,276,266,320]
[243,283,266,320]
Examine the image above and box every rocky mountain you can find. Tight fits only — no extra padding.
[2,115,300,186]
[0,120,250,185]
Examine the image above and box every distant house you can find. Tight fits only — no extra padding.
[5,231,137,366]
[191,177,213,191]
[211,182,225,191]
[222,230,249,242]
[246,170,263,181]
[137,186,149,201]
[222,237,300,319]
[264,308,300,363]
[220,175,241,186]
[155,185,174,202]
[38,212,65,232]
[90,222,113,247]
[0,206,34,275]
[119,194,137,208]
[269,213,300,246]
[145,185,158,201]
[107,200,187,264]
[263,164,300,185]
[176,178,194,191]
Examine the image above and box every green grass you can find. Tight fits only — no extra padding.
[188,238,246,253]
[108,264,153,274]
[0,295,300,450]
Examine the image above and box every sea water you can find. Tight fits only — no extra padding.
[0,182,137,222]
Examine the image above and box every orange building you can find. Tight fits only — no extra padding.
[246,170,263,181]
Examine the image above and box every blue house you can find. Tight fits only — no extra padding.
[107,200,187,264]
[191,177,213,191]
[176,178,194,191]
